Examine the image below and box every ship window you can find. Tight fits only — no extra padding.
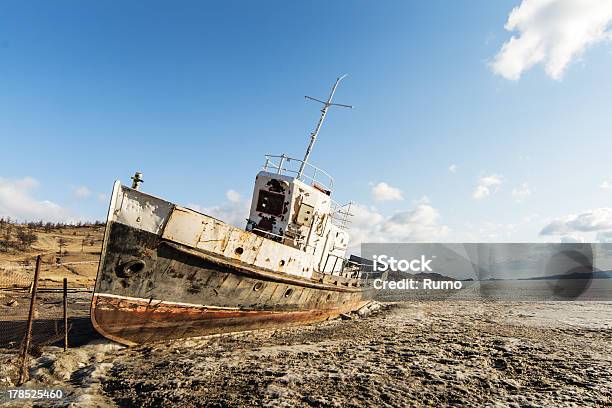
[256,190,284,216]
[296,204,314,227]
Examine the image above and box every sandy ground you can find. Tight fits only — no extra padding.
[1,300,611,407]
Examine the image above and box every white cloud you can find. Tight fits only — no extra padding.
[540,207,612,235]
[348,204,387,249]
[448,164,458,173]
[73,185,92,198]
[348,200,449,251]
[472,174,503,200]
[600,180,612,189]
[0,177,74,222]
[383,204,449,241]
[491,0,612,80]
[187,189,249,228]
[596,231,612,243]
[371,182,404,202]
[512,182,532,202]
[560,234,585,243]
[415,195,430,205]
[226,189,241,203]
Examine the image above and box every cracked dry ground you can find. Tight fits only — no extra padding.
[100,301,612,407]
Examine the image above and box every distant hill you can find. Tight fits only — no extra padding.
[522,270,612,281]
[0,221,104,288]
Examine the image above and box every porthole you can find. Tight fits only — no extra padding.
[284,288,294,298]
[235,247,244,255]
[117,259,145,278]
[279,260,286,267]
[253,282,264,292]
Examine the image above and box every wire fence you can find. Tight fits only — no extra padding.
[0,255,95,384]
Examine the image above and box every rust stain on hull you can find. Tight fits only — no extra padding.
[92,294,368,345]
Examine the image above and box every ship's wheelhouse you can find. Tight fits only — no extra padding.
[246,155,351,274]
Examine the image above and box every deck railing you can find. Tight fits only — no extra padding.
[262,154,334,193]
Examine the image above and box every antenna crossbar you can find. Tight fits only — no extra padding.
[297,75,352,178]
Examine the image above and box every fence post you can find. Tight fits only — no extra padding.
[63,277,68,351]
[18,255,41,385]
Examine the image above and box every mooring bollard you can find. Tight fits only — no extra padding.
[63,277,68,351]
[18,255,41,385]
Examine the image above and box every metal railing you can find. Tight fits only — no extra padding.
[329,201,354,229]
[262,154,334,192]
[342,260,386,285]
[321,253,378,280]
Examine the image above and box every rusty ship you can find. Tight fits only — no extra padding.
[91,76,376,345]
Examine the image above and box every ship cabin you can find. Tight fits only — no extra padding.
[246,155,352,275]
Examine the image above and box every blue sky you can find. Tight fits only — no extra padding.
[1,1,612,246]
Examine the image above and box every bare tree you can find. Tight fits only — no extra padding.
[58,237,68,256]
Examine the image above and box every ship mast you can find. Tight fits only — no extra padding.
[297,75,353,179]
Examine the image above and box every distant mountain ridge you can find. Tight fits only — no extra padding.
[522,270,612,281]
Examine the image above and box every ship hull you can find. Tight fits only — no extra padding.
[92,221,372,345]
[92,294,366,345]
